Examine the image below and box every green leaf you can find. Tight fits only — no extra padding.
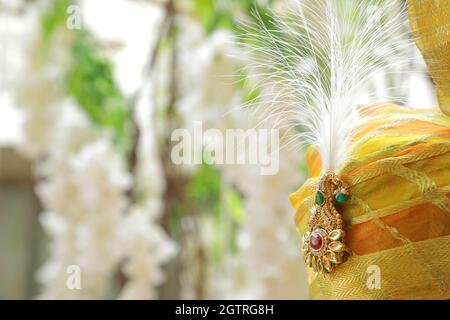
[194,0,235,33]
[224,187,245,224]
[186,163,221,216]
[41,0,71,44]
[66,31,132,154]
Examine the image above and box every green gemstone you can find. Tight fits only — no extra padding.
[315,191,324,206]
[335,193,347,204]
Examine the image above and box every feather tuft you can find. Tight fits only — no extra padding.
[240,0,413,171]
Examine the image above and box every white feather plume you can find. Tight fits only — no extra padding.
[240,0,413,172]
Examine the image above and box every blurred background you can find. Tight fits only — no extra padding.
[0,0,437,299]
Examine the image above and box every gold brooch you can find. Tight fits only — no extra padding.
[302,171,351,274]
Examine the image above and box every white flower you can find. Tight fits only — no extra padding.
[37,137,132,299]
[119,204,177,300]
[15,26,73,158]
[117,78,177,299]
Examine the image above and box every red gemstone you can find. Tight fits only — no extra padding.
[310,233,323,250]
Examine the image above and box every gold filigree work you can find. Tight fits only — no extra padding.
[302,171,350,274]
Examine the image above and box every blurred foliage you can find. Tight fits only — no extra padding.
[193,0,234,33]
[40,0,69,43]
[238,69,260,105]
[40,0,132,154]
[187,163,222,217]
[187,162,245,223]
[224,187,245,225]
[187,162,245,262]
[192,0,276,35]
[38,0,295,276]
[67,32,132,153]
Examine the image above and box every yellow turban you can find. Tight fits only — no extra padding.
[409,0,450,116]
[290,0,450,299]
[290,103,450,299]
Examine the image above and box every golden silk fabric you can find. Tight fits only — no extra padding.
[290,104,450,299]
[408,0,450,116]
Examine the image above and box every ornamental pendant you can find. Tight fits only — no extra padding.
[302,171,351,274]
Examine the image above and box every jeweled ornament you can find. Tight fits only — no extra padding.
[302,171,350,274]
[335,193,346,204]
[309,232,323,250]
[315,191,324,206]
